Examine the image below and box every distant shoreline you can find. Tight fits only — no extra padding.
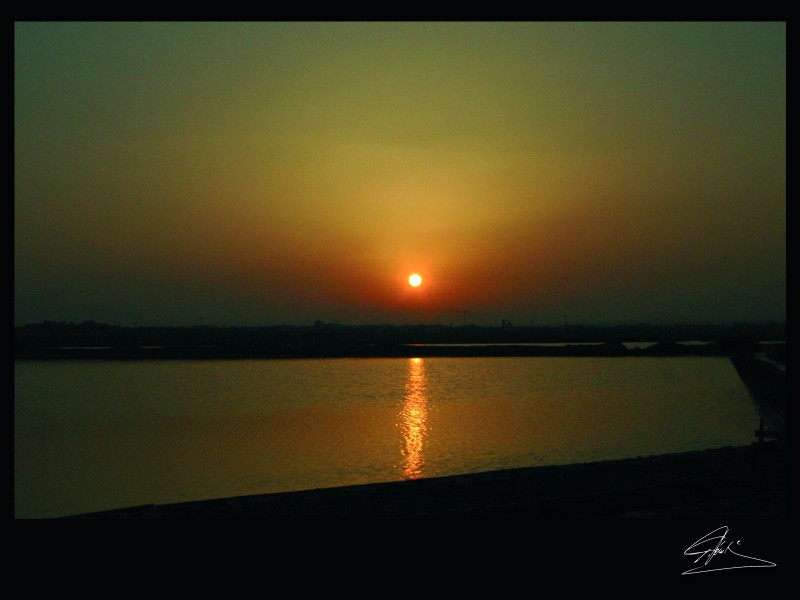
[12,341,779,360]
[15,340,786,361]
[15,320,785,361]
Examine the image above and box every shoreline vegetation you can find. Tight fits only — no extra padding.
[16,320,784,519]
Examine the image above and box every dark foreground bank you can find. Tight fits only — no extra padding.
[66,441,785,519]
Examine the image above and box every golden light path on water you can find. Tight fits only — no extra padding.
[399,357,429,479]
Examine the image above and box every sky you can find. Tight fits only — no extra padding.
[14,22,786,327]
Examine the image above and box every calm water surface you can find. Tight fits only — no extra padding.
[15,356,761,518]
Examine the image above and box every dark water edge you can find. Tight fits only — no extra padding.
[63,442,785,519]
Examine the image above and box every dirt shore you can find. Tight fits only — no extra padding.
[66,441,785,519]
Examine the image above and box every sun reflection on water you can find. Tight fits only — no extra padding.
[399,357,429,479]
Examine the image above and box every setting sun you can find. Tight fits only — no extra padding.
[408,273,422,287]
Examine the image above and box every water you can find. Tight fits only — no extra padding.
[14,356,761,518]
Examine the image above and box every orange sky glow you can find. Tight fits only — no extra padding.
[15,22,785,327]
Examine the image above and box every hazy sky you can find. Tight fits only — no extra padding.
[14,22,786,327]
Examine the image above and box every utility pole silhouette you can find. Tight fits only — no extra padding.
[447,310,471,327]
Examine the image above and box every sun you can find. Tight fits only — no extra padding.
[408,273,422,287]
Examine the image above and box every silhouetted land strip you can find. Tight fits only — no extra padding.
[14,320,785,360]
[66,442,785,519]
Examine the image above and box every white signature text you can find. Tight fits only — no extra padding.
[683,526,776,575]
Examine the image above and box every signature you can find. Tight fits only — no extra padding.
[683,526,776,575]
